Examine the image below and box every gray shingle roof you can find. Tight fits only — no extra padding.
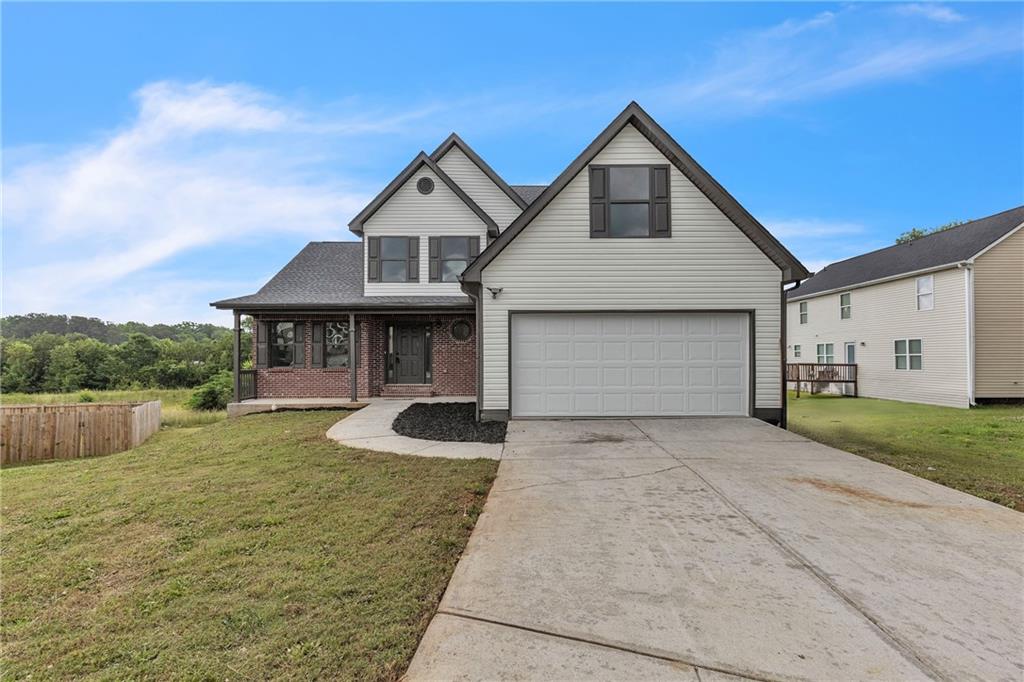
[510,184,547,204]
[211,242,472,310]
[789,206,1024,300]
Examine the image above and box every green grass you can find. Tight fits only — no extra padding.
[788,392,1024,510]
[1,411,498,680]
[1,388,223,429]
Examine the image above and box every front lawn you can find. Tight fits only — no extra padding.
[1,411,497,679]
[787,393,1024,510]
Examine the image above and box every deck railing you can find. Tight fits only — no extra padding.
[786,363,857,397]
[239,369,257,401]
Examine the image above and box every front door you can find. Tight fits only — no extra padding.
[391,324,427,384]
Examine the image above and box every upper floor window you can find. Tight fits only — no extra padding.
[840,293,852,319]
[916,275,934,311]
[429,236,480,282]
[895,339,923,370]
[799,301,808,324]
[588,165,671,238]
[367,236,419,283]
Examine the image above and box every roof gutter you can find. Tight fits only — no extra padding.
[787,261,968,303]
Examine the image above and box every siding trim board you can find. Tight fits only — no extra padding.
[348,152,499,237]
[462,101,808,285]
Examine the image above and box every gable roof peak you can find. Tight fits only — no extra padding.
[429,132,528,210]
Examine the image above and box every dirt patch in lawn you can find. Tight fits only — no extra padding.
[790,477,934,509]
[392,402,507,444]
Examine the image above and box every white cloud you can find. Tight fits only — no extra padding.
[764,216,886,275]
[763,217,866,239]
[893,4,966,24]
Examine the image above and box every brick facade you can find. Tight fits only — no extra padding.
[252,312,476,399]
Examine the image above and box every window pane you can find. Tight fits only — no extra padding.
[825,344,834,354]
[381,260,407,282]
[609,167,649,201]
[895,340,907,355]
[909,355,922,370]
[442,259,467,282]
[896,355,907,370]
[917,276,933,294]
[908,339,922,354]
[272,345,293,367]
[800,302,807,312]
[609,203,650,237]
[840,293,850,305]
[841,308,851,319]
[918,293,933,311]
[380,237,409,259]
[441,237,469,259]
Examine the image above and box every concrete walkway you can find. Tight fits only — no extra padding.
[407,417,1024,681]
[326,397,503,460]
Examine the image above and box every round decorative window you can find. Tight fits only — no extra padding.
[451,320,472,342]
[416,177,435,195]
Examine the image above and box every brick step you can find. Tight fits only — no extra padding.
[380,384,433,398]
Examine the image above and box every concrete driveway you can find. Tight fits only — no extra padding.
[406,418,1023,682]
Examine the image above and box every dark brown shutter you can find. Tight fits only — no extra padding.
[589,166,608,237]
[255,321,268,368]
[367,237,380,282]
[428,237,441,282]
[292,322,305,367]
[468,236,480,257]
[408,236,420,281]
[311,323,324,367]
[651,166,671,238]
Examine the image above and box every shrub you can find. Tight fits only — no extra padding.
[77,391,96,403]
[187,371,233,411]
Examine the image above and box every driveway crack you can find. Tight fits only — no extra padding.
[492,464,688,493]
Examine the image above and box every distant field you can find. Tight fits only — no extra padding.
[1,389,223,429]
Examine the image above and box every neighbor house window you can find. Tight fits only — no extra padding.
[367,236,419,283]
[588,165,671,238]
[816,343,834,364]
[324,321,350,368]
[270,322,302,368]
[799,301,808,324]
[916,275,934,311]
[429,236,479,282]
[794,345,801,358]
[840,293,852,319]
[895,339,923,370]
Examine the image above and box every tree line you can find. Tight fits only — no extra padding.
[1,315,251,394]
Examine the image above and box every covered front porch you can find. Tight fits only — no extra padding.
[228,308,477,406]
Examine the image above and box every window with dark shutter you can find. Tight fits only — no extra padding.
[430,236,480,282]
[367,237,380,282]
[267,321,304,368]
[378,237,412,282]
[589,165,671,238]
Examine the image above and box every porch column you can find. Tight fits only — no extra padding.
[349,312,357,403]
[232,310,241,403]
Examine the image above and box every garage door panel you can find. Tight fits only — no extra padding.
[512,313,749,418]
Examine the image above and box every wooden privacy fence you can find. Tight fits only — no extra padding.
[0,401,161,465]
[786,363,858,397]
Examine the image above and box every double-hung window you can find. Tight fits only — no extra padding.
[895,339,923,370]
[367,236,419,283]
[916,276,934,311]
[429,236,479,282]
[589,165,671,238]
[793,344,802,358]
[840,293,852,319]
[799,301,808,324]
[816,343,834,364]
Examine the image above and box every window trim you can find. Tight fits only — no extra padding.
[367,236,419,283]
[894,338,923,371]
[916,275,934,311]
[799,301,808,324]
[816,342,834,364]
[429,236,480,283]
[589,164,671,239]
[839,292,851,319]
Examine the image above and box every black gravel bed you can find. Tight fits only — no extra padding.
[392,402,507,444]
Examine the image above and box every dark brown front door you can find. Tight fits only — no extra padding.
[390,324,427,384]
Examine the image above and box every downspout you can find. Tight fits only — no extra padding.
[961,263,975,406]
[350,312,358,403]
[781,279,801,429]
[463,282,484,422]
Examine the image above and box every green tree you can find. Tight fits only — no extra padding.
[115,333,161,386]
[1,339,38,392]
[895,220,968,245]
[44,342,87,392]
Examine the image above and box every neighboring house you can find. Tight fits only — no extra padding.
[213,102,808,424]
[786,206,1024,408]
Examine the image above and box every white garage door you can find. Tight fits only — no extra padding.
[511,312,749,418]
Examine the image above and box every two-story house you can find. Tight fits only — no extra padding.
[786,206,1024,408]
[213,102,809,424]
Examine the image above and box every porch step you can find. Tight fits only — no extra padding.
[381,384,434,398]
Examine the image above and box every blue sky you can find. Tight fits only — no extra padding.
[3,2,1022,325]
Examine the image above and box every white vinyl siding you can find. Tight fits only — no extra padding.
[787,267,968,408]
[363,166,489,296]
[480,124,783,413]
[973,226,1024,398]
[436,146,522,230]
